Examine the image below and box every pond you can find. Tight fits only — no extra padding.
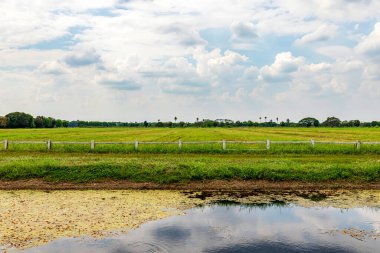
[6,190,380,253]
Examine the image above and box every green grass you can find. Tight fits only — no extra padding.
[2,141,380,154]
[1,127,380,141]
[0,152,379,183]
[0,127,380,154]
[1,128,379,183]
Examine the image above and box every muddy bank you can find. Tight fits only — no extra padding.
[0,190,203,249]
[1,179,380,190]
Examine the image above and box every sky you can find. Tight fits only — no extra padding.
[0,0,379,122]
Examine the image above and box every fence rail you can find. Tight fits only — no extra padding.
[1,139,380,152]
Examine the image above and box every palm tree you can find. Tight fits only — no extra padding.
[276,117,279,123]
[259,117,262,123]
[196,117,199,122]
[174,116,177,123]
[264,116,267,123]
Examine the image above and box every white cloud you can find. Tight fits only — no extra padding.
[230,21,258,49]
[278,0,380,22]
[37,61,70,75]
[159,23,206,46]
[316,46,354,60]
[356,22,380,58]
[295,24,337,46]
[231,21,258,40]
[259,52,305,82]
[193,47,249,87]
[0,49,68,68]
[0,0,379,121]
[96,73,141,91]
[64,50,102,67]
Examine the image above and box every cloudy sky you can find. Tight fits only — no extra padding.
[0,0,379,122]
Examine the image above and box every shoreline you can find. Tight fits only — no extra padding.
[1,179,380,190]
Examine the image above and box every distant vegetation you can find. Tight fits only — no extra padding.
[0,112,379,129]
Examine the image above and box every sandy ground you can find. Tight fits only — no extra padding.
[1,179,379,190]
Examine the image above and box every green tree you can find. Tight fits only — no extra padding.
[34,116,45,128]
[5,112,34,128]
[55,119,63,127]
[298,117,320,127]
[322,117,341,127]
[349,120,360,127]
[42,117,55,128]
[0,116,8,128]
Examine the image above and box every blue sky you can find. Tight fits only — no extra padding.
[0,0,380,122]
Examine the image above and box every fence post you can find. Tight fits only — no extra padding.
[178,140,182,151]
[47,140,52,151]
[266,139,270,150]
[356,140,361,150]
[311,139,315,148]
[222,140,226,151]
[134,141,139,151]
[4,140,8,151]
[91,140,95,151]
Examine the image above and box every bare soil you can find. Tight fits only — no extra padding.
[1,179,379,190]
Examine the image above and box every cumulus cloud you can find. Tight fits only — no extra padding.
[295,24,337,46]
[259,52,305,82]
[155,57,210,95]
[64,50,102,67]
[277,0,380,22]
[1,0,380,121]
[316,46,354,60]
[37,61,70,75]
[99,79,141,91]
[356,22,380,58]
[193,47,249,87]
[231,21,257,39]
[96,71,142,90]
[160,23,207,46]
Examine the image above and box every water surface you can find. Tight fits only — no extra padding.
[15,201,380,253]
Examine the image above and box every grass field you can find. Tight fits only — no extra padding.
[1,128,379,184]
[1,127,380,141]
[0,152,379,183]
[1,127,380,154]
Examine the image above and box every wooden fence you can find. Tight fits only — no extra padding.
[2,139,380,151]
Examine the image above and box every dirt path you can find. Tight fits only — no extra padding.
[1,179,379,190]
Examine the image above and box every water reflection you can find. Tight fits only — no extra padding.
[15,201,380,253]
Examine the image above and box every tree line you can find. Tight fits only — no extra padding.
[0,112,379,129]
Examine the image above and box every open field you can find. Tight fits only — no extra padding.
[1,127,380,141]
[1,128,379,187]
[0,152,380,184]
[1,127,380,154]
